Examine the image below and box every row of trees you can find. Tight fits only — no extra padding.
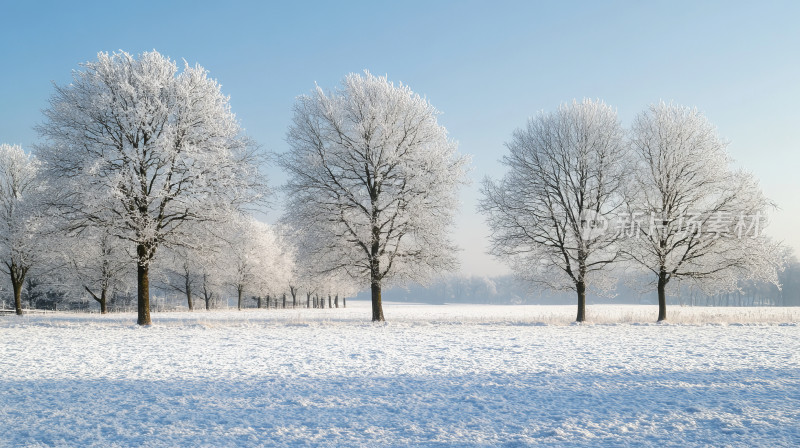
[0,140,357,316]
[1,52,364,324]
[1,50,787,324]
[3,53,468,325]
[480,100,785,322]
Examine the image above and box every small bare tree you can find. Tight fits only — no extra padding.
[480,100,628,322]
[158,239,214,312]
[64,227,133,314]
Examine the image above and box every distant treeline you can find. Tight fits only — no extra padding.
[362,258,800,307]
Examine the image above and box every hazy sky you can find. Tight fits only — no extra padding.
[1,0,798,276]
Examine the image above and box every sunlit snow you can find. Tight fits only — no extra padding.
[2,302,798,446]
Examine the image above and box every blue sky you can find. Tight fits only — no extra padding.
[1,0,798,275]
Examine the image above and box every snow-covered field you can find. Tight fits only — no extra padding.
[1,302,799,447]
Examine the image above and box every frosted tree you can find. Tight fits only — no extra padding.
[63,227,134,313]
[267,225,303,308]
[36,50,268,325]
[321,270,360,308]
[480,100,628,322]
[223,216,293,310]
[280,224,327,309]
[286,245,324,309]
[281,71,469,321]
[626,102,784,321]
[0,144,50,315]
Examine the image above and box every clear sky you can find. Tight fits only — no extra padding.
[1,0,798,276]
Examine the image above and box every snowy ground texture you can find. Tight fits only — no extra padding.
[2,302,799,447]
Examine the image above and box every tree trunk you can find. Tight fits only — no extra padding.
[237,287,243,310]
[306,292,311,308]
[185,278,193,311]
[282,293,286,309]
[657,269,668,322]
[100,288,107,314]
[11,272,23,316]
[575,280,586,322]
[370,251,385,321]
[257,296,263,308]
[334,294,338,308]
[343,296,346,308]
[85,285,105,313]
[371,281,384,322]
[137,258,151,325]
[328,294,332,308]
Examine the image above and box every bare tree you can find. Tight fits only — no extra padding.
[64,227,133,314]
[626,102,784,321]
[36,50,267,325]
[480,100,628,322]
[165,255,200,311]
[158,243,209,312]
[198,270,220,311]
[281,71,468,321]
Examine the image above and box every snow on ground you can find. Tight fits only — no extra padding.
[1,302,799,447]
